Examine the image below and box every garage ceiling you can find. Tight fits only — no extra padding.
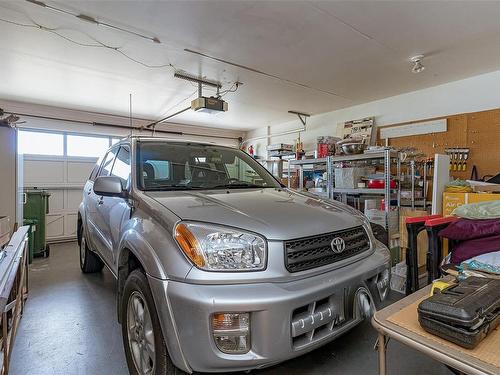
[1,1,500,131]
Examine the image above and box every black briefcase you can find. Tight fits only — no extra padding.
[417,277,500,349]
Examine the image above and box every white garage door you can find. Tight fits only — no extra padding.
[20,130,119,242]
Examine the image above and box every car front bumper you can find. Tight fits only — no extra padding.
[148,244,391,373]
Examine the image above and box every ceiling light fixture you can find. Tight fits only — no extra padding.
[410,55,425,74]
[25,0,161,43]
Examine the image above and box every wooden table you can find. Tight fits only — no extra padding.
[372,282,500,375]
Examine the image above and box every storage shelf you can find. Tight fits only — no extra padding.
[289,157,328,165]
[289,150,399,166]
[329,150,399,162]
[332,188,397,195]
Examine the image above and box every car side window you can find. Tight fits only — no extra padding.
[98,147,119,177]
[111,146,131,189]
[89,163,99,181]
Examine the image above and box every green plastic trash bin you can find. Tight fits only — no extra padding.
[23,219,37,264]
[23,190,51,258]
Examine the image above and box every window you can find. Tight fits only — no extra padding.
[111,146,131,188]
[18,131,64,156]
[111,138,121,145]
[136,142,279,191]
[98,148,118,177]
[89,164,100,181]
[67,135,110,158]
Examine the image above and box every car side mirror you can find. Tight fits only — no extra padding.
[93,176,127,198]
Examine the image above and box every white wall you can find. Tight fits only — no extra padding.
[246,69,500,156]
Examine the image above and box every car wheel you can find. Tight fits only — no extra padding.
[122,270,187,375]
[79,233,104,273]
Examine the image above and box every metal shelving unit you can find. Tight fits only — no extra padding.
[288,149,401,235]
[399,159,431,210]
[288,157,330,197]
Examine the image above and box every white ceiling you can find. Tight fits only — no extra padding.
[1,1,500,131]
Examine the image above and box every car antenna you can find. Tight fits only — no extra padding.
[129,93,133,136]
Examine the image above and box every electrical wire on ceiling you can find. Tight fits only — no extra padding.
[0,16,176,69]
[218,81,241,97]
[25,0,161,44]
[0,14,243,93]
[187,79,241,98]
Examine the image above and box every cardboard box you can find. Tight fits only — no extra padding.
[334,167,374,189]
[399,208,429,267]
[443,192,500,216]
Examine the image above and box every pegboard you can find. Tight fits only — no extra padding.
[467,110,500,180]
[377,108,500,180]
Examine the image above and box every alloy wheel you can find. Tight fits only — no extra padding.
[127,291,156,375]
[80,236,86,266]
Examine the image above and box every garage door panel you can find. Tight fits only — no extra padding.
[46,214,64,238]
[67,190,84,211]
[67,161,95,183]
[24,160,65,184]
[47,190,64,212]
[65,214,78,237]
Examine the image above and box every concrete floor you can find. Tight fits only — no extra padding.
[11,242,451,375]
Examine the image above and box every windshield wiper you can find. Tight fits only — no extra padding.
[211,183,265,189]
[143,184,202,191]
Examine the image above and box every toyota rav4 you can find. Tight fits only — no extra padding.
[78,136,391,375]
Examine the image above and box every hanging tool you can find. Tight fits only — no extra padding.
[463,150,469,171]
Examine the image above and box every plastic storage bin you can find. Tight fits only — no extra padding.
[23,190,50,258]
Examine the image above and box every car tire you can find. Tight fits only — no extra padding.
[79,233,104,273]
[121,269,187,375]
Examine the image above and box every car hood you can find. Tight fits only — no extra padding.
[144,188,364,240]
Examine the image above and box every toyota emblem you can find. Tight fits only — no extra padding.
[331,237,346,254]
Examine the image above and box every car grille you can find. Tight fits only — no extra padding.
[284,226,370,273]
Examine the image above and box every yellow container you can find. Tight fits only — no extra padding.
[469,193,500,204]
[443,192,500,216]
[442,192,467,216]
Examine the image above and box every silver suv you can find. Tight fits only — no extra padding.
[78,136,391,375]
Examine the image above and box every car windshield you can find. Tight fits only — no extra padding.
[136,141,281,191]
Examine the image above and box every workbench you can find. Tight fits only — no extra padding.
[372,281,500,375]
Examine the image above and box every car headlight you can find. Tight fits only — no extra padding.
[174,222,267,271]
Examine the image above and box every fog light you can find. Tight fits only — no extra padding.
[212,313,250,354]
[376,268,390,301]
[355,288,375,319]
